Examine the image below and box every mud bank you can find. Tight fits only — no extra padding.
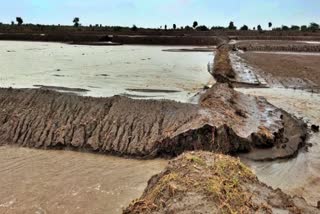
[124,152,319,214]
[111,35,223,46]
[0,82,307,160]
[211,45,236,82]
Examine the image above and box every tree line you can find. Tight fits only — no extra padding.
[1,17,320,32]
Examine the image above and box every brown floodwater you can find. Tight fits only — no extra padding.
[237,88,320,206]
[0,146,167,214]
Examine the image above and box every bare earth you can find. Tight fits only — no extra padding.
[0,146,167,214]
[240,52,320,88]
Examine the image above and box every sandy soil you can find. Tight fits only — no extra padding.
[239,52,320,88]
[0,146,167,214]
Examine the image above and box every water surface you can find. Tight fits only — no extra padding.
[0,41,213,102]
[0,146,167,214]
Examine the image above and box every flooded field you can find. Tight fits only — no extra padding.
[238,88,320,206]
[0,41,213,102]
[0,146,167,214]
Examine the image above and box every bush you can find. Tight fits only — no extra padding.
[196,25,209,31]
[240,25,248,31]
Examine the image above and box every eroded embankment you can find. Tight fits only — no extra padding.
[0,82,307,160]
[124,152,319,214]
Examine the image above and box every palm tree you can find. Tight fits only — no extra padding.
[73,17,80,27]
[16,17,23,26]
[193,21,198,29]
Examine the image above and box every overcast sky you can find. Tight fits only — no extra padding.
[0,0,319,29]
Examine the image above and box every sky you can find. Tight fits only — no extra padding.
[0,0,319,29]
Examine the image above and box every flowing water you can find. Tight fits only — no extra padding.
[0,41,213,102]
[237,88,320,206]
[0,146,167,214]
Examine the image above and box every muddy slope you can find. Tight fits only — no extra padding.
[0,83,307,160]
[124,152,319,214]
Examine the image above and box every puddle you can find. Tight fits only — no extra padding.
[0,146,167,214]
[0,41,213,103]
[237,88,320,206]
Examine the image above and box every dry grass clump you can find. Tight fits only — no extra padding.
[124,152,272,214]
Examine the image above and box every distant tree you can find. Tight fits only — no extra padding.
[185,25,192,31]
[193,21,198,28]
[309,22,319,32]
[240,25,249,31]
[301,25,308,32]
[268,22,272,29]
[131,24,138,31]
[253,27,256,30]
[196,25,209,31]
[257,25,262,31]
[282,25,289,31]
[291,25,300,31]
[164,25,167,30]
[180,26,184,30]
[11,21,14,25]
[16,17,23,26]
[73,17,80,27]
[228,21,236,30]
[173,24,176,30]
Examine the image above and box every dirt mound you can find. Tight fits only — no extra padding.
[124,152,319,214]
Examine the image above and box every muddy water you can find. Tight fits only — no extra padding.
[0,146,167,214]
[0,41,213,102]
[237,88,320,206]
